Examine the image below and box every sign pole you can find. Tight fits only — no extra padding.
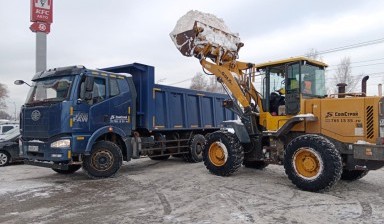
[36,32,47,73]
[30,0,53,73]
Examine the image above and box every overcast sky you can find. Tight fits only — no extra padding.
[1,0,384,117]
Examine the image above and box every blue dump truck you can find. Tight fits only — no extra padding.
[15,63,234,178]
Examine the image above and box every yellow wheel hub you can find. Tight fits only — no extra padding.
[208,142,227,167]
[294,148,322,179]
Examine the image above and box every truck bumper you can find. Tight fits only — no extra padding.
[20,138,72,163]
[24,160,70,170]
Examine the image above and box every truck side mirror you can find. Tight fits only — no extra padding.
[85,76,94,92]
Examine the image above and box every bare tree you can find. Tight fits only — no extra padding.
[0,111,12,120]
[206,76,225,93]
[0,83,9,110]
[190,73,208,91]
[305,48,323,61]
[331,56,361,93]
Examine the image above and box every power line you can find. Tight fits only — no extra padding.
[317,37,384,55]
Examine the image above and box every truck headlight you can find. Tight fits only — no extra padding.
[51,139,71,148]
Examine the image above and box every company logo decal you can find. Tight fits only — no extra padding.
[31,110,41,121]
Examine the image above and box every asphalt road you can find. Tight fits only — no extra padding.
[1,158,384,224]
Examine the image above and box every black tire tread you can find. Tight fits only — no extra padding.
[203,131,244,176]
[183,134,205,163]
[82,141,123,179]
[284,134,342,192]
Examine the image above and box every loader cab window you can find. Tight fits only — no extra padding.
[300,64,326,97]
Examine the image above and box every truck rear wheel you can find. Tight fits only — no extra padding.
[203,131,244,176]
[184,134,205,163]
[52,165,82,174]
[341,169,369,181]
[243,160,269,169]
[284,134,342,192]
[82,141,122,179]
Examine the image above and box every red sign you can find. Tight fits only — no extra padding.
[30,22,51,34]
[30,0,53,24]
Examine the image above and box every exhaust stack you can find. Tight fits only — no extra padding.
[361,76,369,96]
[337,83,347,98]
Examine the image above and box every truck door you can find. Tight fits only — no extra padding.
[74,75,109,132]
[285,63,301,115]
[107,76,133,134]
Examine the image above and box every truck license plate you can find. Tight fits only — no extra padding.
[28,145,39,152]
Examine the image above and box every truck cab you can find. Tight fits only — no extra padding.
[19,65,136,173]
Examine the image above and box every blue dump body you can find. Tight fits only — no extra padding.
[102,63,235,131]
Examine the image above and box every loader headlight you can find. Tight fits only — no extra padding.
[51,139,71,148]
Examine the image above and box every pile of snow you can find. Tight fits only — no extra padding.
[170,10,241,57]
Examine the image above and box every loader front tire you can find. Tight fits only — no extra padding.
[284,134,342,192]
[83,141,122,179]
[341,169,369,181]
[203,131,244,176]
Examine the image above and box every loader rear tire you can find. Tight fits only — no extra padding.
[52,165,82,174]
[184,134,205,163]
[284,134,342,192]
[82,141,122,179]
[341,169,369,181]
[203,131,244,176]
[243,160,269,169]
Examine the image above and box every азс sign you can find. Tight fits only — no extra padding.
[30,0,53,24]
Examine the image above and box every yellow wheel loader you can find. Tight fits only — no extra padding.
[170,11,384,192]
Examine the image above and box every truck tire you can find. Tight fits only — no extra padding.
[203,131,244,176]
[82,141,123,179]
[341,169,369,181]
[184,134,205,163]
[0,151,10,166]
[284,134,342,192]
[243,160,269,169]
[52,165,82,174]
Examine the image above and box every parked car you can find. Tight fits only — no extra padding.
[0,127,22,166]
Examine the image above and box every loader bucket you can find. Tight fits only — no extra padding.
[170,11,243,62]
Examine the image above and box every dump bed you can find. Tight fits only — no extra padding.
[102,63,235,131]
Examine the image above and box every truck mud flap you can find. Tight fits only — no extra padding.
[353,144,384,161]
[24,160,69,170]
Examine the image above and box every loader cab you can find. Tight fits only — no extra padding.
[257,57,327,115]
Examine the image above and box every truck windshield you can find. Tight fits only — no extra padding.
[25,76,74,105]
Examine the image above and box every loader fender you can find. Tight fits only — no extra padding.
[222,120,250,143]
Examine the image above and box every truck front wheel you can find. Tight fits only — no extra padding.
[83,141,123,179]
[284,134,342,192]
[203,131,244,176]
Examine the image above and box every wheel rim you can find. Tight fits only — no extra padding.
[195,143,202,155]
[293,147,323,180]
[208,142,228,167]
[0,152,8,165]
[91,150,114,171]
